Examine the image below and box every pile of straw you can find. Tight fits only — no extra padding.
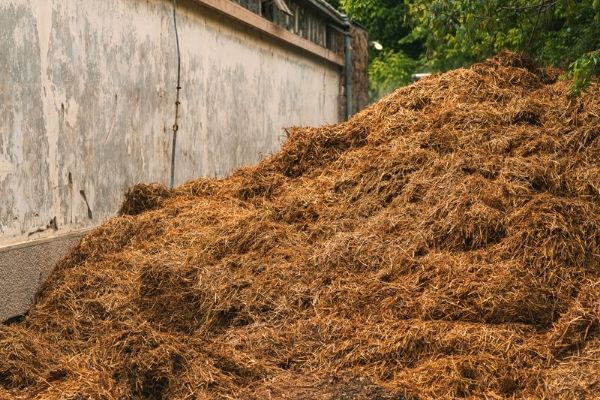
[1,51,599,399]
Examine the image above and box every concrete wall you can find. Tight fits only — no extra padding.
[0,231,83,322]
[0,0,344,320]
[0,0,342,247]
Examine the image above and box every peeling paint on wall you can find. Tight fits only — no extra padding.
[0,0,342,246]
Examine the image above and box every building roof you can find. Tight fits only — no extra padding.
[303,0,349,27]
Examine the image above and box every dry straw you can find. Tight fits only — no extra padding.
[1,51,599,399]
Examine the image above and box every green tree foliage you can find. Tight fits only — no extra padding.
[339,0,420,58]
[566,50,600,95]
[327,0,600,98]
[407,0,600,94]
[335,0,424,99]
[368,50,419,98]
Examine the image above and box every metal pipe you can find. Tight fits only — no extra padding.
[171,0,182,189]
[344,31,353,120]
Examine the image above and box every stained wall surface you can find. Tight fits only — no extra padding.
[0,0,342,246]
[0,0,342,320]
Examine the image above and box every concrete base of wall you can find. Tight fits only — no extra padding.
[0,231,84,322]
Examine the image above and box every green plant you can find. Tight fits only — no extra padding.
[368,50,419,99]
[567,50,600,95]
[328,0,600,97]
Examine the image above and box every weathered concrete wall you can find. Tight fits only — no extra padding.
[0,0,342,248]
[0,231,84,322]
[0,0,343,321]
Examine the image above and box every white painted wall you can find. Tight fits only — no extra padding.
[0,0,342,246]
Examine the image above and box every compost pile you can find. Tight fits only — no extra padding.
[2,52,600,400]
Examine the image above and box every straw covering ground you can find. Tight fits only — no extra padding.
[1,52,600,399]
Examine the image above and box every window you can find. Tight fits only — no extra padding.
[233,0,260,14]
[326,25,344,55]
[232,0,343,53]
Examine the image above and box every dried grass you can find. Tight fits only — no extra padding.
[1,51,600,399]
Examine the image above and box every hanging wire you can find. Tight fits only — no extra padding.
[170,0,182,189]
